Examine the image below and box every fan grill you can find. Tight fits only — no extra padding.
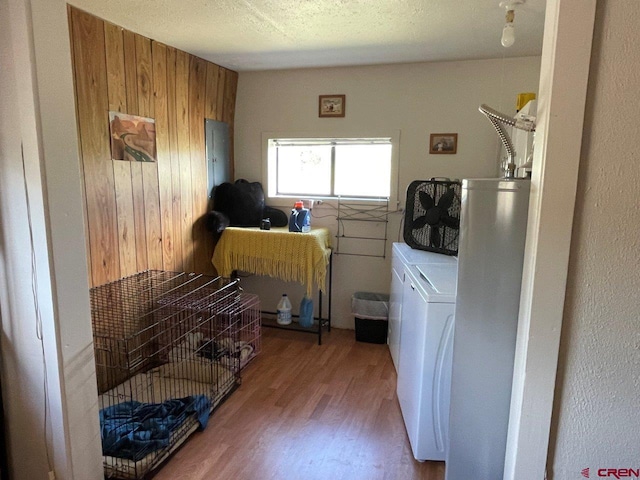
[403,179,461,255]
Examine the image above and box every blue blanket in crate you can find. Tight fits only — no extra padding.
[100,395,211,461]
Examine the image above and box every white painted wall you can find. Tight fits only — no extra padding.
[548,1,640,478]
[0,7,63,478]
[234,58,541,329]
[0,0,102,478]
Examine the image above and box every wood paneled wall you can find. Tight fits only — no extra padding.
[68,6,238,287]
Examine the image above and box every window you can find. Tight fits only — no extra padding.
[266,137,395,202]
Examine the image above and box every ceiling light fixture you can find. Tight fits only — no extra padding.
[500,0,525,48]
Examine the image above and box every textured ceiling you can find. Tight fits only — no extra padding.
[68,0,546,71]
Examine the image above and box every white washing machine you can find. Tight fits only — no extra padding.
[389,242,456,371]
[396,261,457,461]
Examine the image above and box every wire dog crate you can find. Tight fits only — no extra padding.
[208,292,262,371]
[91,270,258,479]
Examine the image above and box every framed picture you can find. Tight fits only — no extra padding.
[319,95,346,117]
[109,111,157,162]
[429,133,458,154]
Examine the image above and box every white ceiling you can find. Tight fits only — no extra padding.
[68,0,546,72]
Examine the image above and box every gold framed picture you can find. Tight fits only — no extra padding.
[429,133,458,154]
[319,95,346,118]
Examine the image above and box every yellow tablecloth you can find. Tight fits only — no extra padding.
[212,227,332,296]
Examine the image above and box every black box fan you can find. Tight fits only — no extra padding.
[403,179,462,255]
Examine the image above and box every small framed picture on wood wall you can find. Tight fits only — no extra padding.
[319,95,346,117]
[429,133,458,154]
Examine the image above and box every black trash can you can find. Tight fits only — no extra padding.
[351,292,390,344]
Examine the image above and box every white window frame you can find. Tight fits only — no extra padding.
[261,130,400,210]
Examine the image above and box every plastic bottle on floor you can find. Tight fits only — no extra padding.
[299,296,314,328]
[276,294,292,325]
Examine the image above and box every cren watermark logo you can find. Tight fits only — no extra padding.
[583,468,640,479]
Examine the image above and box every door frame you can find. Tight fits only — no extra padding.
[504,1,597,478]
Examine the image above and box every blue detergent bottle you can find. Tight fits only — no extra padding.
[288,201,310,233]
[299,296,314,328]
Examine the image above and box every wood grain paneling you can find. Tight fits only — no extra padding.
[188,56,210,274]
[222,70,238,125]
[70,7,120,287]
[204,63,220,120]
[175,49,195,273]
[122,30,139,115]
[216,68,226,120]
[153,42,176,272]
[135,35,154,119]
[69,6,238,286]
[104,22,138,279]
[104,23,126,112]
[122,29,148,272]
[166,46,184,272]
[136,35,163,270]
[223,70,238,181]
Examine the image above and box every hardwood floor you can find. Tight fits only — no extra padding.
[153,327,445,480]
